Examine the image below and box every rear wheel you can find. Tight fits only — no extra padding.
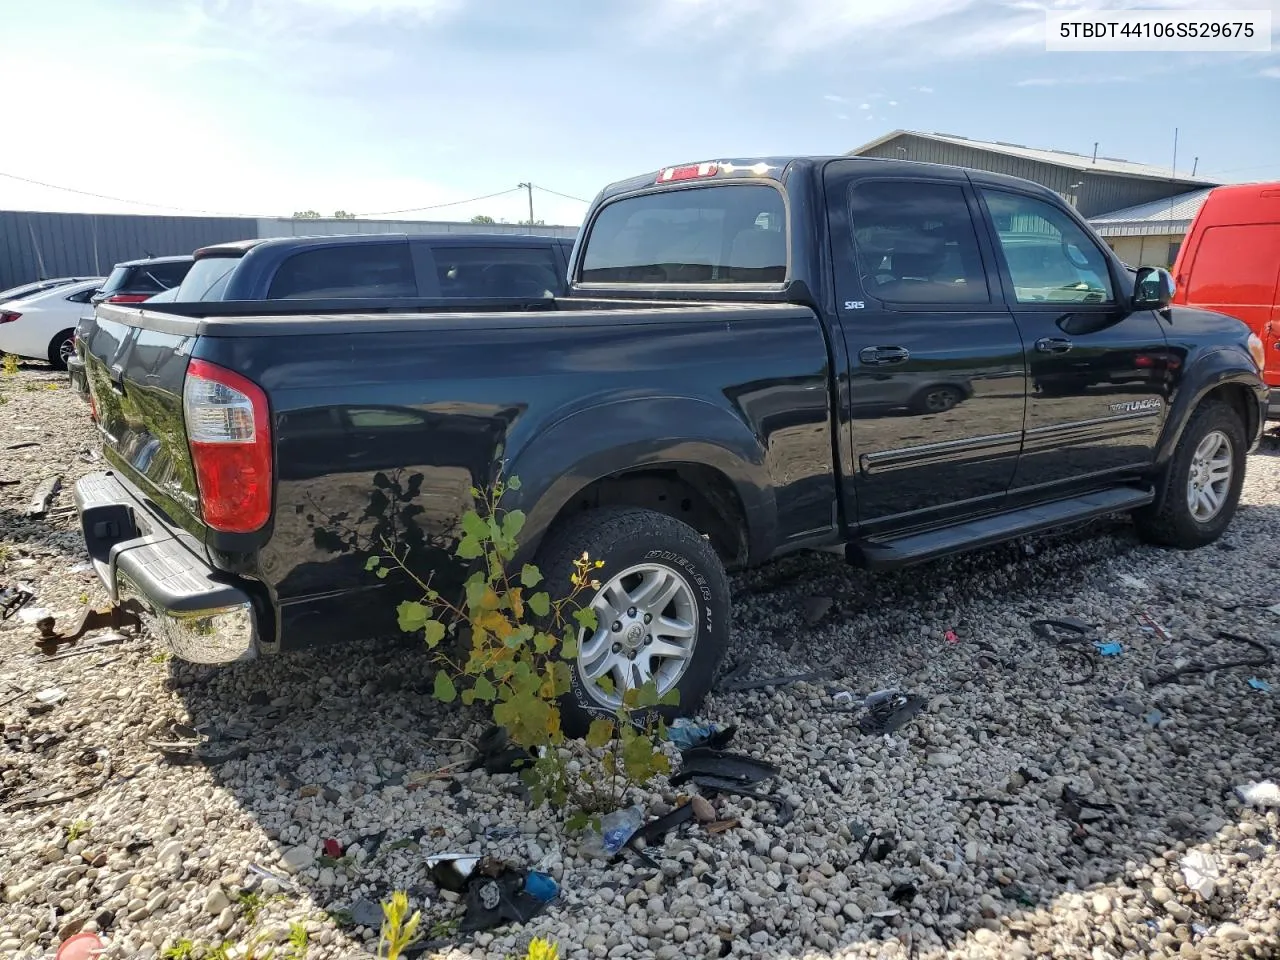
[533,507,730,736]
[48,329,75,371]
[1132,399,1246,548]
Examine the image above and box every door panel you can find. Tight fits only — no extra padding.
[978,188,1171,492]
[823,164,1028,533]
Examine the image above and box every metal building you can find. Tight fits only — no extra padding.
[0,211,580,291]
[849,130,1219,218]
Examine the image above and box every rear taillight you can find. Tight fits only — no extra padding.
[183,359,272,533]
[0,311,21,324]
[106,293,152,304]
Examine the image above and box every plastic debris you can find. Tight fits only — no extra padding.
[1234,780,1280,808]
[1136,611,1172,643]
[831,690,855,708]
[1150,630,1274,686]
[670,748,780,788]
[1116,573,1149,590]
[34,687,67,705]
[586,806,643,858]
[55,932,104,960]
[943,628,960,645]
[856,690,927,736]
[665,718,735,751]
[323,838,343,858]
[1094,641,1124,657]
[467,726,533,775]
[522,870,559,903]
[346,897,384,928]
[1143,709,1164,728]
[1179,850,1219,899]
[17,606,52,625]
[1247,677,1272,693]
[484,825,519,840]
[1,585,36,621]
[427,853,482,891]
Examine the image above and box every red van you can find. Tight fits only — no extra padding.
[1172,182,1280,419]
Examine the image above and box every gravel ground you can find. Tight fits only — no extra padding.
[2,360,1279,960]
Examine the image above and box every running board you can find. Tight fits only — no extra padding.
[848,486,1154,571]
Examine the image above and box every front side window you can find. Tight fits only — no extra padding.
[848,180,990,304]
[581,184,787,284]
[982,190,1113,304]
[268,243,416,299]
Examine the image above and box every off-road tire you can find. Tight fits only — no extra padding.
[1132,399,1246,549]
[534,507,730,737]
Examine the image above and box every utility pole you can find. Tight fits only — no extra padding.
[517,182,534,226]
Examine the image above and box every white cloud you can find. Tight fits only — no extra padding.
[824,93,848,102]
[888,99,898,105]
[836,112,850,120]
[1262,66,1280,78]
[912,85,935,93]
[859,102,871,109]
[1016,75,1134,87]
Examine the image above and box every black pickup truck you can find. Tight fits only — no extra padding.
[73,156,1268,731]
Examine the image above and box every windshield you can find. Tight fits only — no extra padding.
[580,183,787,284]
[175,256,240,301]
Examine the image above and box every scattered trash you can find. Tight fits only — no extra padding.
[34,687,67,705]
[665,718,736,751]
[6,441,39,450]
[943,628,960,645]
[1179,850,1219,899]
[1136,611,1172,643]
[1150,630,1273,686]
[586,806,644,858]
[1143,709,1164,728]
[2,747,111,812]
[460,865,556,932]
[33,599,144,655]
[1,585,35,621]
[323,838,343,858]
[831,690,855,708]
[1234,781,1280,808]
[55,931,104,960]
[17,606,52,625]
[522,870,559,903]
[247,863,299,890]
[1116,573,1149,590]
[889,882,918,904]
[705,819,739,834]
[483,825,519,841]
[1247,677,1272,693]
[428,853,483,891]
[1028,617,1098,684]
[27,475,62,517]
[858,832,897,863]
[670,748,780,788]
[1094,641,1124,657]
[855,690,927,736]
[68,562,93,574]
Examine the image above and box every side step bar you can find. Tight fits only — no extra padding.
[848,486,1154,571]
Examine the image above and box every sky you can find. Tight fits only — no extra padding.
[2,0,1278,228]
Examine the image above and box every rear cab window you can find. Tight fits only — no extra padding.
[268,242,416,299]
[428,245,562,298]
[176,257,241,301]
[580,184,787,284]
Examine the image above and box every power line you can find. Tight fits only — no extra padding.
[355,187,523,217]
[0,170,268,218]
[532,183,591,203]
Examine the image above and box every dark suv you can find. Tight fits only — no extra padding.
[92,255,195,305]
[172,233,575,302]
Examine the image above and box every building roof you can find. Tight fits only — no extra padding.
[850,130,1220,186]
[1087,187,1216,237]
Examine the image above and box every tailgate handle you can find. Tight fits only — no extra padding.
[109,364,126,395]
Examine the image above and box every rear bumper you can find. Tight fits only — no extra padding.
[74,471,259,664]
[67,355,89,400]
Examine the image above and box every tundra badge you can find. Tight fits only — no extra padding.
[1109,398,1162,413]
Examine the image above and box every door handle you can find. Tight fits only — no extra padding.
[1035,337,1073,354]
[859,345,911,366]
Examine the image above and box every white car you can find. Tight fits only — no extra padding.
[0,278,105,369]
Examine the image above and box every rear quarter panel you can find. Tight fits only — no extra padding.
[196,305,836,649]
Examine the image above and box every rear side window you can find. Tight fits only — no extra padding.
[580,184,787,283]
[177,257,241,301]
[431,246,561,298]
[268,243,416,299]
[64,287,98,304]
[1186,225,1280,305]
[849,180,990,304]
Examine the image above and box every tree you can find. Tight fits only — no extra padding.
[334,210,356,219]
[293,210,321,219]
[470,215,496,224]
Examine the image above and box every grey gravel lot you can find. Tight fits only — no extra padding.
[2,361,1279,960]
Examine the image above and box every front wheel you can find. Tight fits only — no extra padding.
[1132,399,1246,549]
[534,507,730,736]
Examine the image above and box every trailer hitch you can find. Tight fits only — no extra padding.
[34,599,145,655]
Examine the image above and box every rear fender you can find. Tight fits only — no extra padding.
[505,397,776,564]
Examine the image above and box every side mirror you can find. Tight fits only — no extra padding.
[1133,266,1175,310]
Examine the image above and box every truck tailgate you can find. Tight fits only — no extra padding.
[81,306,204,537]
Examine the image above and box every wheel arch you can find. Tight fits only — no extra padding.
[1156,355,1264,467]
